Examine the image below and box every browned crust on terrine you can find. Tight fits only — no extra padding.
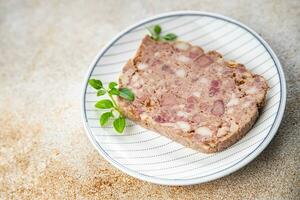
[117,36,268,153]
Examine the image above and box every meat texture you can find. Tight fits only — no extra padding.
[118,36,268,153]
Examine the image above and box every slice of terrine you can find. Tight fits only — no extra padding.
[117,35,268,153]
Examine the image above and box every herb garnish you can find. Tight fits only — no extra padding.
[88,79,135,134]
[147,25,177,41]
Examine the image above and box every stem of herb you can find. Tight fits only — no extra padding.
[108,91,123,117]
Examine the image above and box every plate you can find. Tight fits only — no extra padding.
[82,11,286,185]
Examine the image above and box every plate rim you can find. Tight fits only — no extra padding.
[81,11,286,186]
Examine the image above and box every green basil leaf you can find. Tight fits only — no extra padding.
[108,88,120,96]
[162,33,177,41]
[88,79,103,89]
[113,117,126,133]
[153,25,161,35]
[109,82,118,89]
[95,99,114,109]
[100,112,113,126]
[119,88,135,101]
[97,89,106,96]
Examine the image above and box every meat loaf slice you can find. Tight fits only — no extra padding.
[117,35,268,153]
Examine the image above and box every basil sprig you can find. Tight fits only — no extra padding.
[88,79,135,134]
[147,25,177,41]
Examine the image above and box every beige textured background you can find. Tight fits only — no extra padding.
[0,0,299,199]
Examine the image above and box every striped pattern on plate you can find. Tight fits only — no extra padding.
[82,12,286,185]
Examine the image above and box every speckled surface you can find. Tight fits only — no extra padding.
[0,0,299,199]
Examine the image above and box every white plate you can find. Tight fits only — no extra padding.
[82,11,286,185]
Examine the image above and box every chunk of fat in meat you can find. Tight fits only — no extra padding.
[227,107,234,114]
[217,126,229,137]
[199,77,209,85]
[178,104,185,109]
[242,100,252,109]
[154,52,160,57]
[230,121,239,133]
[177,55,192,63]
[192,91,201,98]
[227,97,239,107]
[177,111,189,118]
[174,41,191,51]
[176,121,191,132]
[137,63,148,70]
[195,127,213,138]
[246,87,257,94]
[175,68,186,78]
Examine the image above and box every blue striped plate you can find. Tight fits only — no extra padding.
[81,11,286,185]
